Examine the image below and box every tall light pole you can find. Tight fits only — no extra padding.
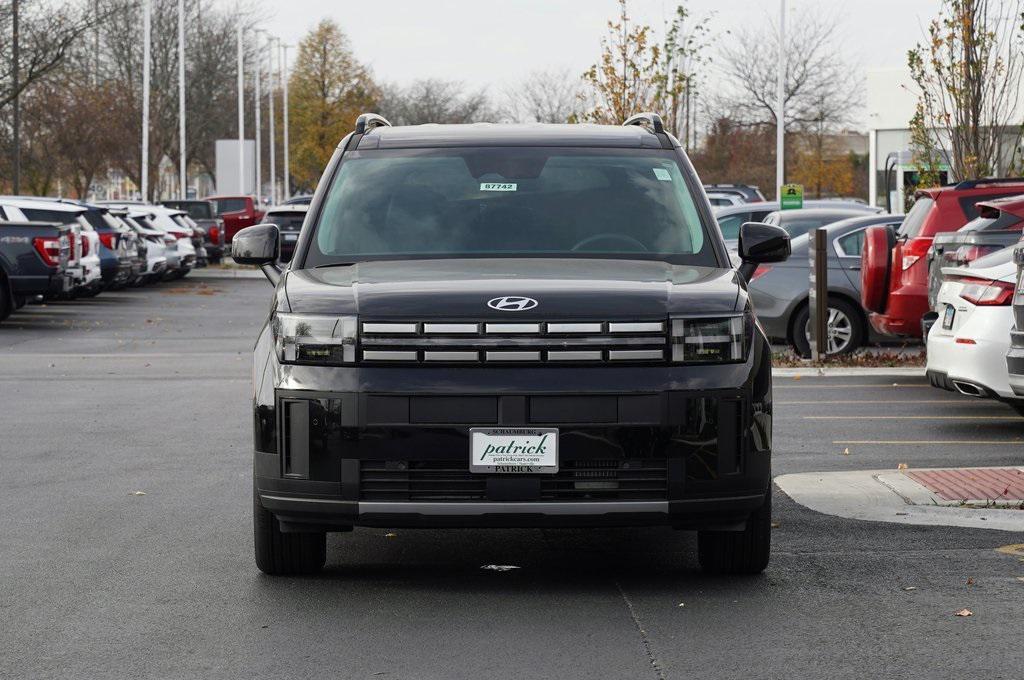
[775,0,786,199]
[141,0,151,201]
[268,37,276,205]
[254,29,263,206]
[282,43,290,200]
[178,0,187,199]
[12,0,20,194]
[236,21,244,194]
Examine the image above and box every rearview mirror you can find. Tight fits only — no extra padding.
[232,223,282,285]
[737,222,791,283]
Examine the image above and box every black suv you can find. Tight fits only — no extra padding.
[234,113,790,576]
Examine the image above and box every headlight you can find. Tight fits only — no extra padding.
[272,313,357,365]
[670,315,748,363]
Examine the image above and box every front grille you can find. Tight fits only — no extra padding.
[359,458,669,501]
[359,320,668,364]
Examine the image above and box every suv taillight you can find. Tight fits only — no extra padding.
[79,234,90,257]
[98,232,117,250]
[900,237,931,285]
[959,277,1014,306]
[33,237,61,267]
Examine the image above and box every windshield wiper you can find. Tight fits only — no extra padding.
[314,262,356,269]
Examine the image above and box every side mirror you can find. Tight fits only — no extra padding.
[232,223,282,285]
[737,222,791,283]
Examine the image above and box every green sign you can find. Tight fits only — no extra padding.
[780,183,804,210]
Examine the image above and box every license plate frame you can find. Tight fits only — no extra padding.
[942,304,956,330]
[469,427,558,474]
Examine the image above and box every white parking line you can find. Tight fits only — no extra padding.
[779,400,980,404]
[834,440,1024,445]
[806,415,1023,420]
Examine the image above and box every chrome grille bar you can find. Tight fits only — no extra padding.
[360,319,668,364]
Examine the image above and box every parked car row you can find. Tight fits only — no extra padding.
[0,196,213,325]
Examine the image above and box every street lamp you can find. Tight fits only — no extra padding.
[178,0,186,199]
[282,43,291,201]
[254,29,263,206]
[237,21,245,194]
[775,0,786,200]
[141,0,151,200]
[268,37,276,206]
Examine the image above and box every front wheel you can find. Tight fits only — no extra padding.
[698,487,771,575]
[253,487,326,575]
[791,297,865,358]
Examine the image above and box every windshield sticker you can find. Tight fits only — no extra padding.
[653,168,672,181]
[480,182,517,192]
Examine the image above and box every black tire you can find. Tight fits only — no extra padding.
[698,487,771,575]
[791,297,865,358]
[253,486,326,575]
[0,275,12,322]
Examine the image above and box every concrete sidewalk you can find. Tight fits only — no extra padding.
[775,467,1024,532]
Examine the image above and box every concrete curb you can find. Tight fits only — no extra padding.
[775,469,1024,532]
[189,268,264,280]
[772,366,925,377]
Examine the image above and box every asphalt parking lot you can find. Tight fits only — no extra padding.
[2,278,1023,680]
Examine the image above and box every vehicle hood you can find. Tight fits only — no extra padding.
[284,258,741,318]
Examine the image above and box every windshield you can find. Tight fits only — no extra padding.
[21,207,83,226]
[305,148,718,267]
[267,212,305,231]
[212,198,247,215]
[960,210,1022,233]
[897,196,934,238]
[170,202,213,219]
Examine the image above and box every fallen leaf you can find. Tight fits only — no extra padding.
[954,608,973,617]
[897,463,909,470]
[903,586,917,591]
[130,491,146,496]
[384,532,397,538]
[481,564,520,572]
[966,577,975,586]
[771,521,781,529]
[793,375,802,381]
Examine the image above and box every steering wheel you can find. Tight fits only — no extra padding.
[571,233,649,252]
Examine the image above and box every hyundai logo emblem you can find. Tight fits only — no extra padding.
[487,296,538,311]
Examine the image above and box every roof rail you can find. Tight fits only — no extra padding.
[622,112,665,135]
[354,113,392,135]
[952,177,1024,190]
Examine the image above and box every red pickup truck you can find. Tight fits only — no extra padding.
[202,195,265,245]
[861,178,1024,338]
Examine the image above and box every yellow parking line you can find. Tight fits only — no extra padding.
[834,440,1024,445]
[806,415,1023,420]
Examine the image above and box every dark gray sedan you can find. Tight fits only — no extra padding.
[717,201,881,250]
[748,213,904,356]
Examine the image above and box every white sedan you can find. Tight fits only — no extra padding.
[926,248,1024,413]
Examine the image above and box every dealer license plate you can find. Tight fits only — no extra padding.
[469,428,558,474]
[942,304,955,330]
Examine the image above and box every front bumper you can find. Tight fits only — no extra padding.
[252,344,774,531]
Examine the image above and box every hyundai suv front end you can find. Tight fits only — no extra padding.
[235,114,790,577]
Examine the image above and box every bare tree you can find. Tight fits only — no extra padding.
[908,0,1024,179]
[381,79,493,125]
[504,69,583,123]
[715,10,861,133]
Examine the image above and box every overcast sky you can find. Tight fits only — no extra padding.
[264,0,940,126]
